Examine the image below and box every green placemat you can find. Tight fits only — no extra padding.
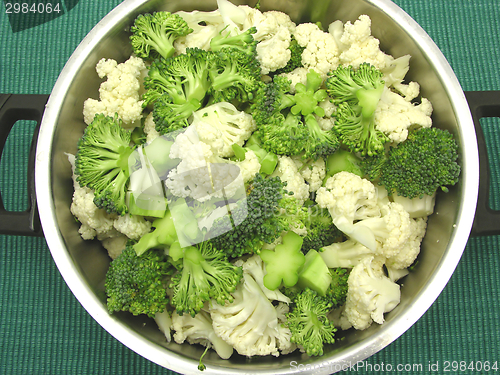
[1,1,499,374]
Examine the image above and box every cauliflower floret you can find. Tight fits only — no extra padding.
[386,217,427,269]
[338,15,390,71]
[154,310,172,343]
[112,214,151,240]
[255,26,292,75]
[294,23,340,79]
[83,56,147,128]
[315,99,336,131]
[341,256,401,330]
[316,171,380,236]
[143,112,160,144]
[352,202,412,257]
[172,309,234,359]
[272,156,309,204]
[174,10,224,54]
[209,261,292,357]
[375,86,433,144]
[101,234,128,260]
[192,102,257,157]
[291,156,326,193]
[70,186,116,240]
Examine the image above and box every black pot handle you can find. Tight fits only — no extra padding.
[0,94,49,237]
[465,91,500,237]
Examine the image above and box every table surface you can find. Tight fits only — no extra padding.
[1,1,499,374]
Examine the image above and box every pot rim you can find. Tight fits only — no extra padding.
[34,0,479,373]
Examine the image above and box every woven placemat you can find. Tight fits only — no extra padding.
[1,1,499,374]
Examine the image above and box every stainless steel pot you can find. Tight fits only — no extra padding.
[1,0,499,374]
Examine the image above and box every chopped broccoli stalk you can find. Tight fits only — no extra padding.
[130,12,193,61]
[143,135,180,177]
[286,288,336,356]
[259,231,306,290]
[362,127,461,198]
[231,136,279,175]
[169,242,243,317]
[297,249,332,296]
[290,70,328,117]
[208,173,289,258]
[75,114,135,216]
[104,244,170,317]
[133,199,201,256]
[126,193,167,218]
[326,63,388,156]
[323,147,364,183]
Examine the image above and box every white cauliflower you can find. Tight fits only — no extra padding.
[112,214,151,240]
[154,310,172,343]
[392,193,436,218]
[337,15,391,71]
[386,217,427,270]
[192,102,257,157]
[375,86,433,144]
[83,56,147,128]
[172,309,234,359]
[174,10,224,53]
[100,235,128,260]
[294,22,340,79]
[209,271,292,357]
[272,156,309,204]
[143,112,160,144]
[320,239,375,268]
[279,67,309,93]
[316,171,380,237]
[340,256,401,330]
[291,156,326,193]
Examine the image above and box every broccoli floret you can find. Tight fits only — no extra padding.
[253,69,339,159]
[208,48,262,104]
[326,63,388,156]
[362,127,461,198]
[104,243,171,317]
[232,134,279,175]
[326,267,349,308]
[209,26,258,60]
[133,198,202,256]
[273,35,305,75]
[130,12,193,61]
[259,231,306,290]
[302,205,342,253]
[169,241,243,317]
[75,114,135,215]
[208,173,289,258]
[143,48,212,133]
[286,288,337,356]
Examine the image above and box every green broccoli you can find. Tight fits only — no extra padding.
[208,48,262,104]
[169,241,243,317]
[75,114,135,215]
[362,127,461,198]
[104,243,171,317]
[301,205,342,253]
[208,173,289,258]
[273,35,305,75]
[133,198,202,256]
[253,69,339,159]
[143,48,212,133]
[209,26,258,60]
[326,63,389,156]
[326,267,349,308]
[286,288,337,356]
[323,147,364,184]
[259,231,306,290]
[130,12,193,61]
[231,134,279,175]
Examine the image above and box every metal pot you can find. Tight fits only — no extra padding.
[1,0,498,373]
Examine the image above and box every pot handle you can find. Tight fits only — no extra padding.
[465,91,500,237]
[0,94,49,237]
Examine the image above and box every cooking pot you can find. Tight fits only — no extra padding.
[1,0,499,373]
